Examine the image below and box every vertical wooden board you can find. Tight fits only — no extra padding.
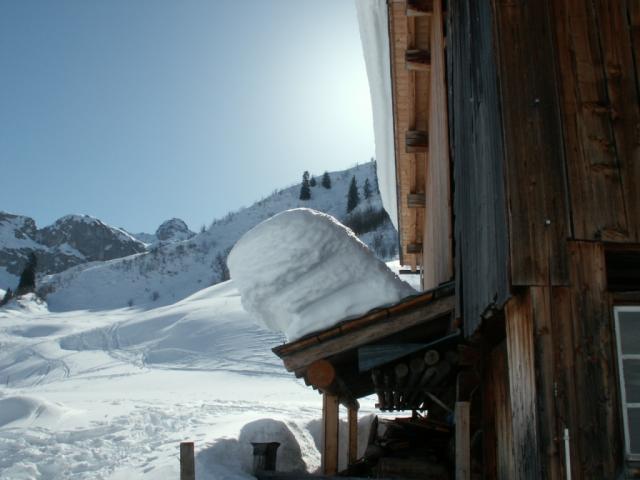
[493,0,570,285]
[423,0,453,290]
[567,242,623,477]
[594,0,640,241]
[549,0,629,242]
[448,0,510,334]
[347,406,358,466]
[493,343,514,480]
[455,401,470,480]
[322,394,339,475]
[549,286,583,480]
[505,292,541,480]
[530,287,562,480]
[484,341,514,480]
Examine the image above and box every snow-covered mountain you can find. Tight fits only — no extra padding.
[39,161,398,311]
[0,212,146,289]
[131,218,196,246]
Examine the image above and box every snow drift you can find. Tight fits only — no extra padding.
[228,209,416,341]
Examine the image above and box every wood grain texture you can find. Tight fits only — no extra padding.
[566,242,622,477]
[493,0,570,286]
[422,0,453,292]
[505,293,541,480]
[549,0,629,242]
[322,394,339,475]
[447,0,510,334]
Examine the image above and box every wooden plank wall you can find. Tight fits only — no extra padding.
[445,0,637,477]
[422,0,453,291]
[505,293,541,480]
[483,341,513,480]
[499,243,623,479]
[446,0,510,334]
[492,0,570,286]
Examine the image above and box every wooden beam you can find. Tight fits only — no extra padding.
[348,406,358,466]
[280,294,455,372]
[405,130,429,153]
[455,402,470,480]
[407,193,426,208]
[406,0,433,17]
[306,359,336,389]
[406,243,423,254]
[306,360,359,410]
[405,49,431,72]
[322,394,339,476]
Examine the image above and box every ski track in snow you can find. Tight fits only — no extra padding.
[0,259,412,478]
[0,286,344,479]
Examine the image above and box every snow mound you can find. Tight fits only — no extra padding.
[0,396,69,428]
[228,208,416,340]
[197,418,311,477]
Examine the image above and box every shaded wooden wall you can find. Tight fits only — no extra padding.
[446,0,510,335]
[446,0,638,477]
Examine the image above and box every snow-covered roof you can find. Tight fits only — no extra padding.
[228,208,415,341]
[355,0,398,229]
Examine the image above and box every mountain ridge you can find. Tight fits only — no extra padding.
[38,161,398,311]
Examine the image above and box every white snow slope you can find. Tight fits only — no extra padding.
[39,162,398,312]
[0,285,382,479]
[229,209,415,341]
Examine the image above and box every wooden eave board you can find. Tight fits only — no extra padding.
[272,283,455,373]
[388,1,430,268]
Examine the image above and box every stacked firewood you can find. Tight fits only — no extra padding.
[371,348,458,412]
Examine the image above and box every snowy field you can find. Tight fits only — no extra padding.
[0,281,387,479]
[0,246,418,479]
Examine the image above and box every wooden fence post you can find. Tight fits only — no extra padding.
[180,441,195,480]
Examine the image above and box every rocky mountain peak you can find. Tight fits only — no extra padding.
[155,218,195,242]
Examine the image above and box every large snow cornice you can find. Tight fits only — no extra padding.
[228,208,415,341]
[355,0,398,229]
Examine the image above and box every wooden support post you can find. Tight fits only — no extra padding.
[455,402,470,480]
[348,405,358,466]
[322,393,339,475]
[180,441,195,480]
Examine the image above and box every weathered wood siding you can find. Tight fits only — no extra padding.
[446,0,510,335]
[505,293,541,480]
[422,0,453,291]
[445,1,635,476]
[499,243,623,479]
[493,0,571,286]
[483,341,513,480]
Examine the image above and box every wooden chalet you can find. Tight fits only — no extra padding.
[271,0,640,478]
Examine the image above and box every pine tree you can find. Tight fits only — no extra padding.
[0,288,13,307]
[309,176,317,187]
[347,176,360,213]
[321,171,332,189]
[299,171,311,200]
[363,178,372,199]
[16,253,37,296]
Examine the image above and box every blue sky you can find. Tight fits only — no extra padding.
[0,0,375,233]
